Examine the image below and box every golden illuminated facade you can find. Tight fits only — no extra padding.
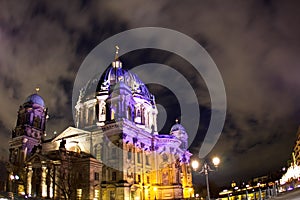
[7,52,194,199]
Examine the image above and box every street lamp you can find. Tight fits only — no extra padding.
[191,157,220,200]
[9,174,19,194]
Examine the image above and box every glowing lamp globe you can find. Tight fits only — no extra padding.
[212,157,220,166]
[191,160,200,170]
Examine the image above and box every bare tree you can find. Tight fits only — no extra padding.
[49,149,80,200]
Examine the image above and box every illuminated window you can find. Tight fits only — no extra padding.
[94,189,100,199]
[76,189,82,200]
[111,109,115,120]
[146,155,150,165]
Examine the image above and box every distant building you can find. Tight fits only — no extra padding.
[293,126,300,165]
[279,126,300,188]
[7,50,194,199]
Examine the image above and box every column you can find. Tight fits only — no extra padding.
[27,167,33,196]
[48,167,54,198]
[154,148,159,184]
[41,166,47,197]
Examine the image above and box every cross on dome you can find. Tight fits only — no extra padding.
[112,45,122,69]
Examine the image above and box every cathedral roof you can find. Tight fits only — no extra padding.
[24,93,45,107]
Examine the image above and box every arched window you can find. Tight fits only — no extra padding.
[137,108,141,117]
[135,107,141,123]
[33,117,41,129]
[98,105,106,122]
[127,106,132,121]
[141,108,145,124]
[25,112,31,125]
[88,107,94,125]
[101,106,106,115]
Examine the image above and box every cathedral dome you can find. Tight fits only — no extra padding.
[75,47,158,131]
[77,47,154,104]
[78,65,154,104]
[24,93,45,107]
[97,65,153,102]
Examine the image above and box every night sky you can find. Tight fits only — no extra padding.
[1,0,300,187]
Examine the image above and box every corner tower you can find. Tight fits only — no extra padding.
[9,89,48,165]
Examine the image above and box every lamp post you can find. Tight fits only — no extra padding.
[245,184,249,200]
[191,157,220,200]
[9,174,19,194]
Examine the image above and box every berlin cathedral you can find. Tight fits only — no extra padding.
[7,50,194,200]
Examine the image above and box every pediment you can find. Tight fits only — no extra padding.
[52,126,90,142]
[26,152,49,164]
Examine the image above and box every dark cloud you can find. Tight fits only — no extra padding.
[0,0,299,186]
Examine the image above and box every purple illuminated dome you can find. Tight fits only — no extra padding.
[24,93,45,107]
[170,123,186,133]
[78,59,154,104]
[97,64,154,103]
[170,122,188,150]
[75,49,158,131]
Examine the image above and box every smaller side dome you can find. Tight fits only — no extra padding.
[24,94,45,107]
[170,120,188,150]
[170,123,186,133]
